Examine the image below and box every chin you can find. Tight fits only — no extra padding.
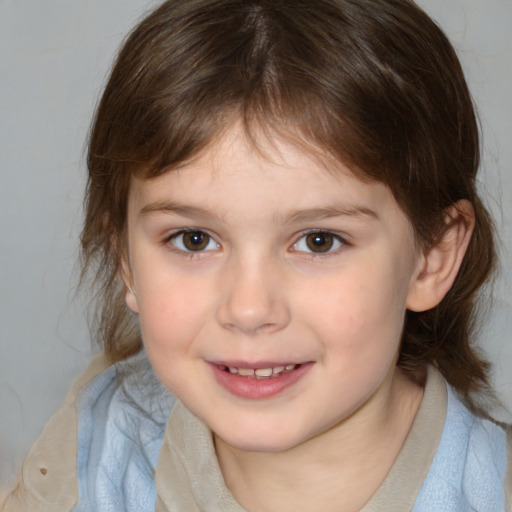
[214,423,309,453]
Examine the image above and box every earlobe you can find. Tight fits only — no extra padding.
[121,258,139,314]
[406,200,475,312]
[125,283,139,314]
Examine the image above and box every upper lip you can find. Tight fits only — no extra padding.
[209,360,307,369]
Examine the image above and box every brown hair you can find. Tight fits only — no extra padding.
[81,0,496,409]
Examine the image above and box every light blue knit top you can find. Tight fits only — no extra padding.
[71,354,510,512]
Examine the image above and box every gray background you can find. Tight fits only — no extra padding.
[1,0,511,491]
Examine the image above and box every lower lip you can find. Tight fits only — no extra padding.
[209,362,313,399]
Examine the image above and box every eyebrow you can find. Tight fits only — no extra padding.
[139,200,224,222]
[140,200,379,225]
[280,205,379,224]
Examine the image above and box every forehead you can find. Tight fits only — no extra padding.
[129,124,408,230]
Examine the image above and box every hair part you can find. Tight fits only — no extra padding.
[81,0,497,412]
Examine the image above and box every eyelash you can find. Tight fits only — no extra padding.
[166,229,220,255]
[292,230,347,255]
[164,229,347,257]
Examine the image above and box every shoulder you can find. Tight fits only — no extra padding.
[2,352,175,512]
[2,352,112,512]
[414,381,511,512]
[74,352,175,511]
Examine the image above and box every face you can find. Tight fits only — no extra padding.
[124,125,423,453]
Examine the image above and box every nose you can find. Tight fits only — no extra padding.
[216,257,290,335]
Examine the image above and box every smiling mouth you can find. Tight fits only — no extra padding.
[217,364,300,380]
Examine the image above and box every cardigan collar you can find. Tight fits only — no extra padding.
[155,367,447,512]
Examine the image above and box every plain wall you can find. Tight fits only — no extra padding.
[1,0,511,490]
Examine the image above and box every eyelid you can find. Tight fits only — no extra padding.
[291,229,347,255]
[166,228,220,253]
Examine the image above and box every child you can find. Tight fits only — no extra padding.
[4,0,511,510]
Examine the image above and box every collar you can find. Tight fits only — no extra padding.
[155,367,447,512]
[156,400,245,512]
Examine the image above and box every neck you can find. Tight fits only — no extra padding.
[214,368,424,512]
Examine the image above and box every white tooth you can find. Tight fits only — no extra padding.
[229,367,238,374]
[272,366,285,375]
[285,365,296,371]
[255,368,273,377]
[238,368,255,376]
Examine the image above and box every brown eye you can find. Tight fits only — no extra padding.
[183,231,209,250]
[171,230,218,252]
[293,231,344,254]
[305,232,334,252]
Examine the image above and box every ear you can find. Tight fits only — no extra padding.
[120,256,139,314]
[105,210,140,314]
[406,200,475,312]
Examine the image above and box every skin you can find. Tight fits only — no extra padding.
[122,124,472,511]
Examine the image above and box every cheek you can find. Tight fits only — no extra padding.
[302,264,408,352]
[135,278,212,394]
[135,271,212,351]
